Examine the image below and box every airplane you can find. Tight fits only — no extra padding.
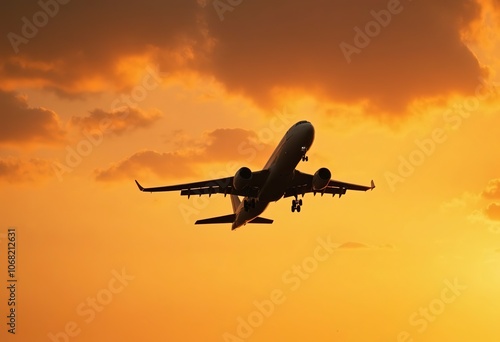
[135,120,375,230]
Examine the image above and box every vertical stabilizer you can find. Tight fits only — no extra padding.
[230,195,241,214]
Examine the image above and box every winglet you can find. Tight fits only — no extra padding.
[370,180,376,190]
[135,180,145,192]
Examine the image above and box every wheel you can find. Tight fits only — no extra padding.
[292,199,296,206]
[297,205,301,212]
[291,205,295,212]
[305,156,309,161]
[298,199,303,206]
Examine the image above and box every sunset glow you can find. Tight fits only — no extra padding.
[1,1,500,341]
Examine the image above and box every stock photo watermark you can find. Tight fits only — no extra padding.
[397,278,467,342]
[385,78,499,192]
[339,0,406,64]
[222,236,337,341]
[212,0,244,21]
[47,268,134,342]
[5,227,17,335]
[7,0,72,54]
[51,65,166,181]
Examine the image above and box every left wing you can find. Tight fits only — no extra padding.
[135,170,270,198]
[283,170,375,198]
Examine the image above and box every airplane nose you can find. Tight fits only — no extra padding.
[305,122,315,142]
[306,122,314,134]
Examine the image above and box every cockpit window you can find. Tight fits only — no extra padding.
[294,120,309,127]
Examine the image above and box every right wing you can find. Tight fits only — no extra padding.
[283,170,375,198]
[135,170,270,198]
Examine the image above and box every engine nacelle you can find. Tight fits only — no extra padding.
[312,167,331,191]
[233,167,253,191]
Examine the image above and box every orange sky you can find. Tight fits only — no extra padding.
[1,0,500,341]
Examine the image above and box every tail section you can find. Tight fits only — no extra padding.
[195,195,273,228]
[230,195,241,213]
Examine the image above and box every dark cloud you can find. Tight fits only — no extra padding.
[0,157,54,182]
[0,0,206,95]
[201,0,485,114]
[95,150,194,181]
[0,90,65,145]
[485,203,500,221]
[0,0,487,116]
[482,179,500,199]
[71,107,162,135]
[203,128,272,161]
[95,128,273,181]
[337,241,395,249]
[338,242,370,249]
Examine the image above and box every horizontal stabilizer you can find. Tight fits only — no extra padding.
[249,217,273,224]
[195,214,236,225]
[195,214,273,225]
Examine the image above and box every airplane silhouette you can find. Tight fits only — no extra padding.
[135,120,374,229]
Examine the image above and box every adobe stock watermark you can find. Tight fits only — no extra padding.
[47,268,135,342]
[385,78,499,192]
[7,0,71,54]
[397,278,467,342]
[212,0,243,21]
[222,236,336,341]
[177,107,296,224]
[339,0,405,64]
[51,65,166,182]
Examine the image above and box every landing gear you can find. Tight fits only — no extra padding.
[291,197,303,212]
[301,146,309,162]
[243,198,256,211]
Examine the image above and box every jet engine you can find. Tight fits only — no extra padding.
[233,167,252,191]
[312,167,331,191]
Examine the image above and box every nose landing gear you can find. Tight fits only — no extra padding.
[301,146,309,162]
[291,197,303,212]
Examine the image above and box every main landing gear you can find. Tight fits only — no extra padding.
[301,146,309,162]
[243,198,256,211]
[291,197,303,213]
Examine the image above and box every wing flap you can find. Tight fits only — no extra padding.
[327,179,374,192]
[135,177,233,193]
[283,170,374,198]
[135,170,270,197]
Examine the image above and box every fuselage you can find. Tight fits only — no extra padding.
[232,121,315,229]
